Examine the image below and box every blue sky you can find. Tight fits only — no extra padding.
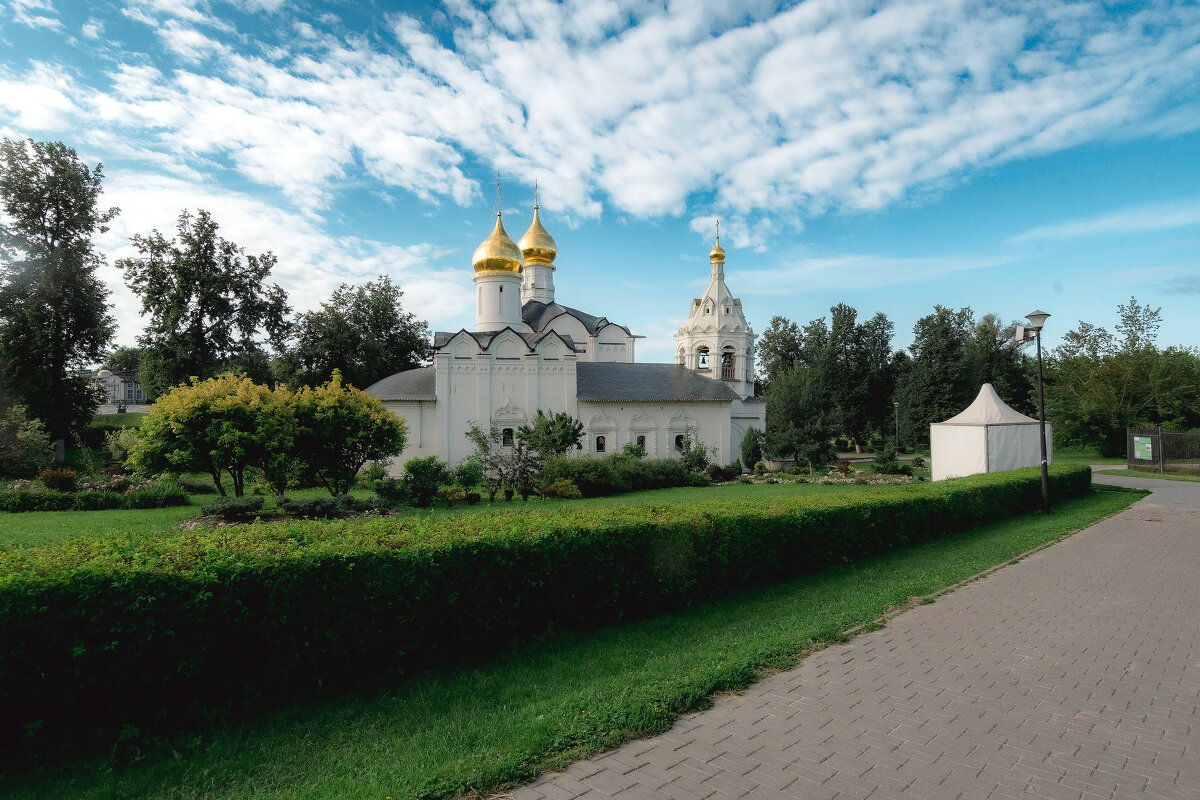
[2,0,1199,364]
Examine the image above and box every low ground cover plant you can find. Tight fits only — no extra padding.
[0,465,1090,763]
[0,476,189,513]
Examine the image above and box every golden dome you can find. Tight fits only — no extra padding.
[709,235,726,262]
[472,212,523,274]
[518,204,557,265]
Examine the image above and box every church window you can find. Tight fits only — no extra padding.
[636,435,646,449]
[502,428,514,446]
[595,435,606,453]
[697,346,710,369]
[674,434,685,451]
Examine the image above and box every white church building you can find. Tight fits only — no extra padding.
[366,204,765,468]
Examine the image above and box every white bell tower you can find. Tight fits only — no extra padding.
[673,225,757,398]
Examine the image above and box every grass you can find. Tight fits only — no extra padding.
[1053,445,1124,466]
[1099,467,1200,483]
[5,485,1144,800]
[88,412,149,428]
[0,503,205,550]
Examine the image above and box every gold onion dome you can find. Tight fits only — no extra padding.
[518,204,557,265]
[472,212,523,273]
[709,236,726,262]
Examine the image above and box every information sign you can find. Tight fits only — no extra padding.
[1133,436,1153,461]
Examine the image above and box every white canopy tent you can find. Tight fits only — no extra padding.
[930,383,1052,481]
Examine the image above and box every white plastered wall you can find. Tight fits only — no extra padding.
[577,401,733,463]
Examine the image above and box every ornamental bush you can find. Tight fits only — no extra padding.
[0,466,1091,762]
[0,404,52,477]
[37,466,76,492]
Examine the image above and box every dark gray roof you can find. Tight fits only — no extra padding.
[364,366,435,401]
[576,363,740,402]
[522,301,632,337]
[432,327,580,353]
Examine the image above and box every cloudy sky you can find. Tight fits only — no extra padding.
[2,0,1199,363]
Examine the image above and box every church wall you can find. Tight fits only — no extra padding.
[592,325,636,364]
[576,401,733,464]
[383,400,437,476]
[435,351,579,465]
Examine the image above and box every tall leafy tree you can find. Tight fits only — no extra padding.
[0,138,117,440]
[1045,298,1199,456]
[119,209,289,399]
[754,315,803,391]
[765,365,840,470]
[280,275,430,389]
[893,306,1031,447]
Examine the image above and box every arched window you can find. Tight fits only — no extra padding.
[697,346,710,369]
[674,434,685,452]
[721,348,735,380]
[502,428,514,446]
[595,435,606,453]
[636,435,646,448]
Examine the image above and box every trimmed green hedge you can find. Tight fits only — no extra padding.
[0,482,191,512]
[0,465,1090,762]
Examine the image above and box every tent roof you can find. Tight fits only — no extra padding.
[935,383,1039,426]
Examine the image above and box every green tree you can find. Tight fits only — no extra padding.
[0,138,117,439]
[279,275,430,389]
[754,315,803,391]
[739,426,764,467]
[1045,298,1199,455]
[129,374,294,496]
[464,421,507,501]
[102,345,145,374]
[515,409,585,456]
[119,209,289,399]
[765,365,839,470]
[291,370,407,496]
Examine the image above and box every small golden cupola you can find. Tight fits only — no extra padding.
[709,235,726,263]
[472,212,524,274]
[518,203,557,266]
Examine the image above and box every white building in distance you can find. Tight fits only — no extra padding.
[366,204,765,468]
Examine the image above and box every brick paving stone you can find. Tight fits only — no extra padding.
[508,476,1200,800]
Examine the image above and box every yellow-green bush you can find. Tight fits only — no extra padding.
[0,466,1090,762]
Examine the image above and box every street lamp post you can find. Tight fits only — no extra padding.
[1023,310,1051,514]
[893,401,900,450]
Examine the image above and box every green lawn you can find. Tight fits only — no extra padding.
[1053,445,1123,466]
[5,485,1143,800]
[1099,467,1200,483]
[89,412,149,428]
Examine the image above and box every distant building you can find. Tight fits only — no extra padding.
[94,369,148,406]
[366,204,765,468]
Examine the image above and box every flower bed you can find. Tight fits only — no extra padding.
[0,476,190,512]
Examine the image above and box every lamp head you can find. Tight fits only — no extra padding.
[1025,310,1050,331]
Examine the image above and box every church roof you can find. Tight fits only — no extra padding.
[576,363,741,402]
[364,366,436,401]
[431,328,582,352]
[522,301,633,337]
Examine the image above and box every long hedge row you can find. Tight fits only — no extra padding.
[0,465,1091,763]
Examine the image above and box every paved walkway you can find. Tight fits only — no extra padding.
[511,473,1200,800]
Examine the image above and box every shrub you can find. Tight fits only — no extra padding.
[539,454,699,498]
[704,463,740,483]
[104,428,140,466]
[465,491,481,506]
[453,457,483,491]
[872,443,913,476]
[38,467,77,492]
[0,466,1092,760]
[355,461,389,489]
[372,477,410,508]
[0,479,188,512]
[911,456,926,469]
[403,456,453,507]
[0,404,52,477]
[621,442,646,459]
[836,459,851,476]
[277,496,340,518]
[201,496,265,520]
[437,485,466,509]
[739,427,764,469]
[540,477,583,500]
[753,461,767,476]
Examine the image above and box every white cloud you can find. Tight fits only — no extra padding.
[81,18,104,39]
[96,172,472,344]
[9,0,1200,243]
[1010,199,1200,243]
[9,0,62,30]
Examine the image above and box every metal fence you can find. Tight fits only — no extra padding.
[1127,426,1200,474]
